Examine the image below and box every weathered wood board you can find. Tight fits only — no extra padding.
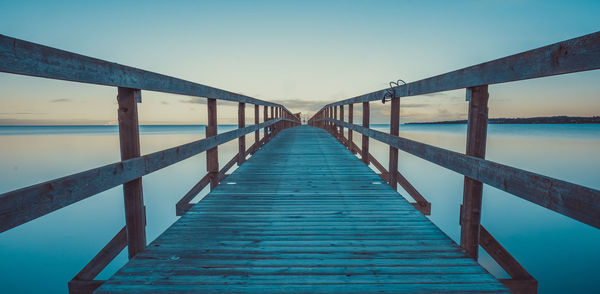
[97,126,508,293]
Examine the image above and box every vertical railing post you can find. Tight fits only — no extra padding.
[460,85,490,259]
[333,105,338,138]
[238,102,246,165]
[361,102,370,164]
[254,104,259,145]
[388,97,400,188]
[206,98,219,189]
[339,105,345,145]
[263,105,269,142]
[270,106,275,135]
[348,104,354,153]
[117,87,146,259]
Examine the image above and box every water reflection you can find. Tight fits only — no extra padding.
[0,124,598,293]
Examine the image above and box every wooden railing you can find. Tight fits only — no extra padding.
[0,34,300,293]
[308,31,600,294]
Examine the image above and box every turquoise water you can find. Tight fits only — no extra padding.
[0,124,599,293]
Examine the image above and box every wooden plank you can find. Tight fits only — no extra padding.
[263,105,269,142]
[333,105,338,138]
[254,104,259,144]
[206,98,219,189]
[339,105,345,144]
[480,226,533,280]
[388,97,400,188]
[238,102,246,165]
[72,226,127,281]
[117,87,146,258]
[0,118,287,233]
[500,279,538,294]
[321,117,600,229]
[348,104,354,153]
[320,31,600,108]
[68,280,105,294]
[0,34,288,108]
[98,126,508,293]
[361,102,370,164]
[460,85,489,259]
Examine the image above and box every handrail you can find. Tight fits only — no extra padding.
[308,31,600,294]
[0,35,301,293]
[317,31,600,109]
[0,117,290,233]
[321,117,600,229]
[0,34,301,115]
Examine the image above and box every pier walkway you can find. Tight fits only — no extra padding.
[96,126,508,293]
[3,33,600,294]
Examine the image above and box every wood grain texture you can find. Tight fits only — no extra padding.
[72,226,127,281]
[0,34,288,109]
[320,31,600,108]
[361,102,370,164]
[320,118,600,230]
[96,126,508,293]
[0,118,288,233]
[460,85,489,259]
[117,87,146,258]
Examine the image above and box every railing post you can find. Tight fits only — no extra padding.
[388,97,400,188]
[361,102,370,164]
[333,105,338,138]
[238,102,246,165]
[460,85,489,259]
[270,106,275,135]
[206,98,219,189]
[254,105,260,144]
[339,105,344,144]
[116,87,146,259]
[263,105,269,142]
[348,104,354,153]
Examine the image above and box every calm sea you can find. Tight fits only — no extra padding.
[0,124,598,293]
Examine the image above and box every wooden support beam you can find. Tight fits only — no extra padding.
[0,118,288,233]
[175,138,267,216]
[238,102,246,165]
[500,279,538,294]
[348,104,354,153]
[206,98,219,190]
[333,105,338,138]
[480,225,534,280]
[117,87,146,259]
[68,280,106,294]
[254,104,259,145]
[397,172,432,215]
[71,226,127,282]
[460,85,489,259]
[339,105,345,144]
[263,105,269,142]
[388,97,400,188]
[270,106,275,135]
[361,102,370,164]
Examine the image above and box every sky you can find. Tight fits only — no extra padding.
[0,0,599,124]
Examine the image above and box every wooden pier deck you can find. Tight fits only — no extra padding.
[96,126,509,293]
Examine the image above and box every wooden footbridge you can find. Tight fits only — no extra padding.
[1,32,599,294]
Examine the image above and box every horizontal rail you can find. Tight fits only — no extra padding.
[0,34,293,110]
[0,118,291,233]
[321,31,600,108]
[321,117,600,229]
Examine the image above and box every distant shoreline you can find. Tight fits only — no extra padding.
[406,116,600,125]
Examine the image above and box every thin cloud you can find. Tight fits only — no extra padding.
[50,98,71,103]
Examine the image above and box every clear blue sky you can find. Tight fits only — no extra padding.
[1,0,599,124]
